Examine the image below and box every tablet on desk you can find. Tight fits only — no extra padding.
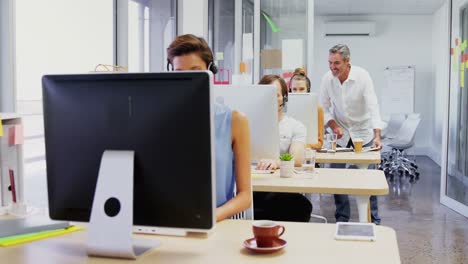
[334,222,376,242]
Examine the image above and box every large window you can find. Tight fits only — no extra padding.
[15,0,114,207]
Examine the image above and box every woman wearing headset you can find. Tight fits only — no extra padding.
[254,75,312,222]
[167,34,251,222]
[289,67,324,150]
[255,75,306,170]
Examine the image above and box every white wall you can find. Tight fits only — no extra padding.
[313,14,434,153]
[178,0,208,38]
[0,0,16,112]
[431,1,450,166]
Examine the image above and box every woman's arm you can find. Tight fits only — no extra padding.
[307,106,324,150]
[289,119,306,167]
[216,111,252,221]
[289,141,305,167]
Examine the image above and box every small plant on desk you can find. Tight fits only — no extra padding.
[279,153,294,161]
[279,153,294,178]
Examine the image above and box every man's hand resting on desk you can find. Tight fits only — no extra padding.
[372,137,382,149]
[372,129,382,149]
[328,120,343,139]
[256,159,280,170]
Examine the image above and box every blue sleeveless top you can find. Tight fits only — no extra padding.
[214,103,235,207]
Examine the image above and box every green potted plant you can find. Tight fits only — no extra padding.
[279,153,294,178]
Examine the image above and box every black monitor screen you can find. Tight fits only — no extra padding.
[42,72,214,230]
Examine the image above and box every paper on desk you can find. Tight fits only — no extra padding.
[0,225,84,247]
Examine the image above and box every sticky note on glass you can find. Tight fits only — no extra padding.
[261,49,282,69]
[216,52,224,61]
[8,125,24,146]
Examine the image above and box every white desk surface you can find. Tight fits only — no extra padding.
[252,168,389,196]
[316,151,381,164]
[0,113,21,121]
[0,220,401,263]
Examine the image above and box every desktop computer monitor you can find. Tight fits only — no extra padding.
[214,85,279,161]
[42,72,215,233]
[287,93,319,145]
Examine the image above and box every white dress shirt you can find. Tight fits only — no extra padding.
[319,65,384,147]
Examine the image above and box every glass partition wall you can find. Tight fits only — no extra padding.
[443,0,468,217]
[259,0,309,85]
[207,0,311,84]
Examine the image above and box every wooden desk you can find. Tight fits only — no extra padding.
[315,151,381,165]
[0,220,401,263]
[314,151,382,221]
[252,168,389,222]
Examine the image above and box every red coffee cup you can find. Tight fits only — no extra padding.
[252,220,286,248]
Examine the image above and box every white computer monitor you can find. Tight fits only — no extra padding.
[214,85,279,161]
[287,93,319,145]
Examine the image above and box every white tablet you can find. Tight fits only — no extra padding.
[334,222,376,242]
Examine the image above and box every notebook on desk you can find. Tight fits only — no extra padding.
[362,146,380,152]
[0,215,69,237]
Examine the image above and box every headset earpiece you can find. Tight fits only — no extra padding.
[207,62,218,74]
[166,60,173,71]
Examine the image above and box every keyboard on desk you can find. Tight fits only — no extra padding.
[251,169,275,174]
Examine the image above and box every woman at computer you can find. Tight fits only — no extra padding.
[166,34,251,222]
[254,75,312,222]
[289,67,324,150]
[256,75,306,170]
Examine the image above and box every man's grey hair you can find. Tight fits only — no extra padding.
[329,44,350,60]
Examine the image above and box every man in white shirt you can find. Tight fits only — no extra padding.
[320,44,384,224]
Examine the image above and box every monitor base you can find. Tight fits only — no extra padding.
[86,150,159,259]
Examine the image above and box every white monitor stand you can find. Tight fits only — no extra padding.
[86,150,159,259]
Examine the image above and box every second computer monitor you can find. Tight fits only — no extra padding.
[287,93,319,145]
[214,85,279,161]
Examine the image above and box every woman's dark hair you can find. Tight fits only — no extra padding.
[259,74,288,98]
[166,34,217,74]
[289,67,311,92]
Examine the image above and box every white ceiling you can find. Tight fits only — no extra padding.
[315,0,447,15]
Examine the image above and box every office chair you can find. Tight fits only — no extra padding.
[304,193,328,223]
[381,113,406,140]
[380,115,421,183]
